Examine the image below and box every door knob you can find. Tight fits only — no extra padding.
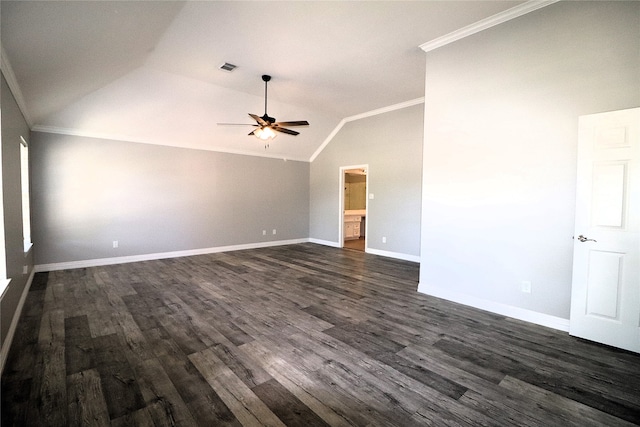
[576,235,597,243]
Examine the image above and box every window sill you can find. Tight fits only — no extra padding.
[0,278,11,299]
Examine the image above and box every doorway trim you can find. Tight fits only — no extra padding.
[339,164,369,249]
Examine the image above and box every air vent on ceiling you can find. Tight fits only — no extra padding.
[219,62,237,72]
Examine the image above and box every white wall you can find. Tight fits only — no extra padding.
[419,1,640,320]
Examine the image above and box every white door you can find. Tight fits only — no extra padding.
[570,107,640,353]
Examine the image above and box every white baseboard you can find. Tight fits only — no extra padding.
[308,238,341,248]
[35,239,309,272]
[366,248,420,263]
[1,269,35,375]
[308,238,420,263]
[35,238,421,272]
[417,282,570,332]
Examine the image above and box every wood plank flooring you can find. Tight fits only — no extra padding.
[2,243,640,426]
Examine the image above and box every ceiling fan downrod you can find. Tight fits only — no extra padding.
[262,75,273,123]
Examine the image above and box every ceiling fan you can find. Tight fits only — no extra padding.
[218,75,309,144]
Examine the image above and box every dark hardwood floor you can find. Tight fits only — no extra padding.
[2,243,640,426]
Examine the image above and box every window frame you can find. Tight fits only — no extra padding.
[20,135,32,254]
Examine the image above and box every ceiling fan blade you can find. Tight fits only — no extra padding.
[248,129,257,136]
[249,113,268,126]
[273,126,299,136]
[217,123,258,126]
[274,121,309,127]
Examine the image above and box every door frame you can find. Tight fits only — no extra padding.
[339,164,369,248]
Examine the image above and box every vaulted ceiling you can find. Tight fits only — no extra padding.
[1,1,523,161]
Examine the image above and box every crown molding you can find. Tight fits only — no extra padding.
[1,45,33,127]
[420,0,560,53]
[309,120,347,163]
[31,125,309,162]
[309,97,424,162]
[33,95,424,164]
[31,124,161,146]
[344,97,425,123]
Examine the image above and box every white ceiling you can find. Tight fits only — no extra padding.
[1,1,523,161]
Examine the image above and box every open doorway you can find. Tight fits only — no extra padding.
[341,165,368,251]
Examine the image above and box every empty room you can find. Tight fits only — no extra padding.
[1,1,639,426]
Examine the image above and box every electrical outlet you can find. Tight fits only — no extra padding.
[262,230,266,236]
[382,236,386,243]
[521,281,532,293]
[113,240,119,249]
[272,229,277,235]
[369,193,375,199]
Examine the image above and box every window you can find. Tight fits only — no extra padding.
[20,136,31,252]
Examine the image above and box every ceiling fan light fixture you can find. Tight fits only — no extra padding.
[254,126,276,141]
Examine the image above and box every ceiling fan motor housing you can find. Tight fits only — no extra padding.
[262,114,276,124]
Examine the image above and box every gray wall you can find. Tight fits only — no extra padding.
[31,132,309,265]
[420,1,640,319]
[1,72,34,349]
[310,104,423,258]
